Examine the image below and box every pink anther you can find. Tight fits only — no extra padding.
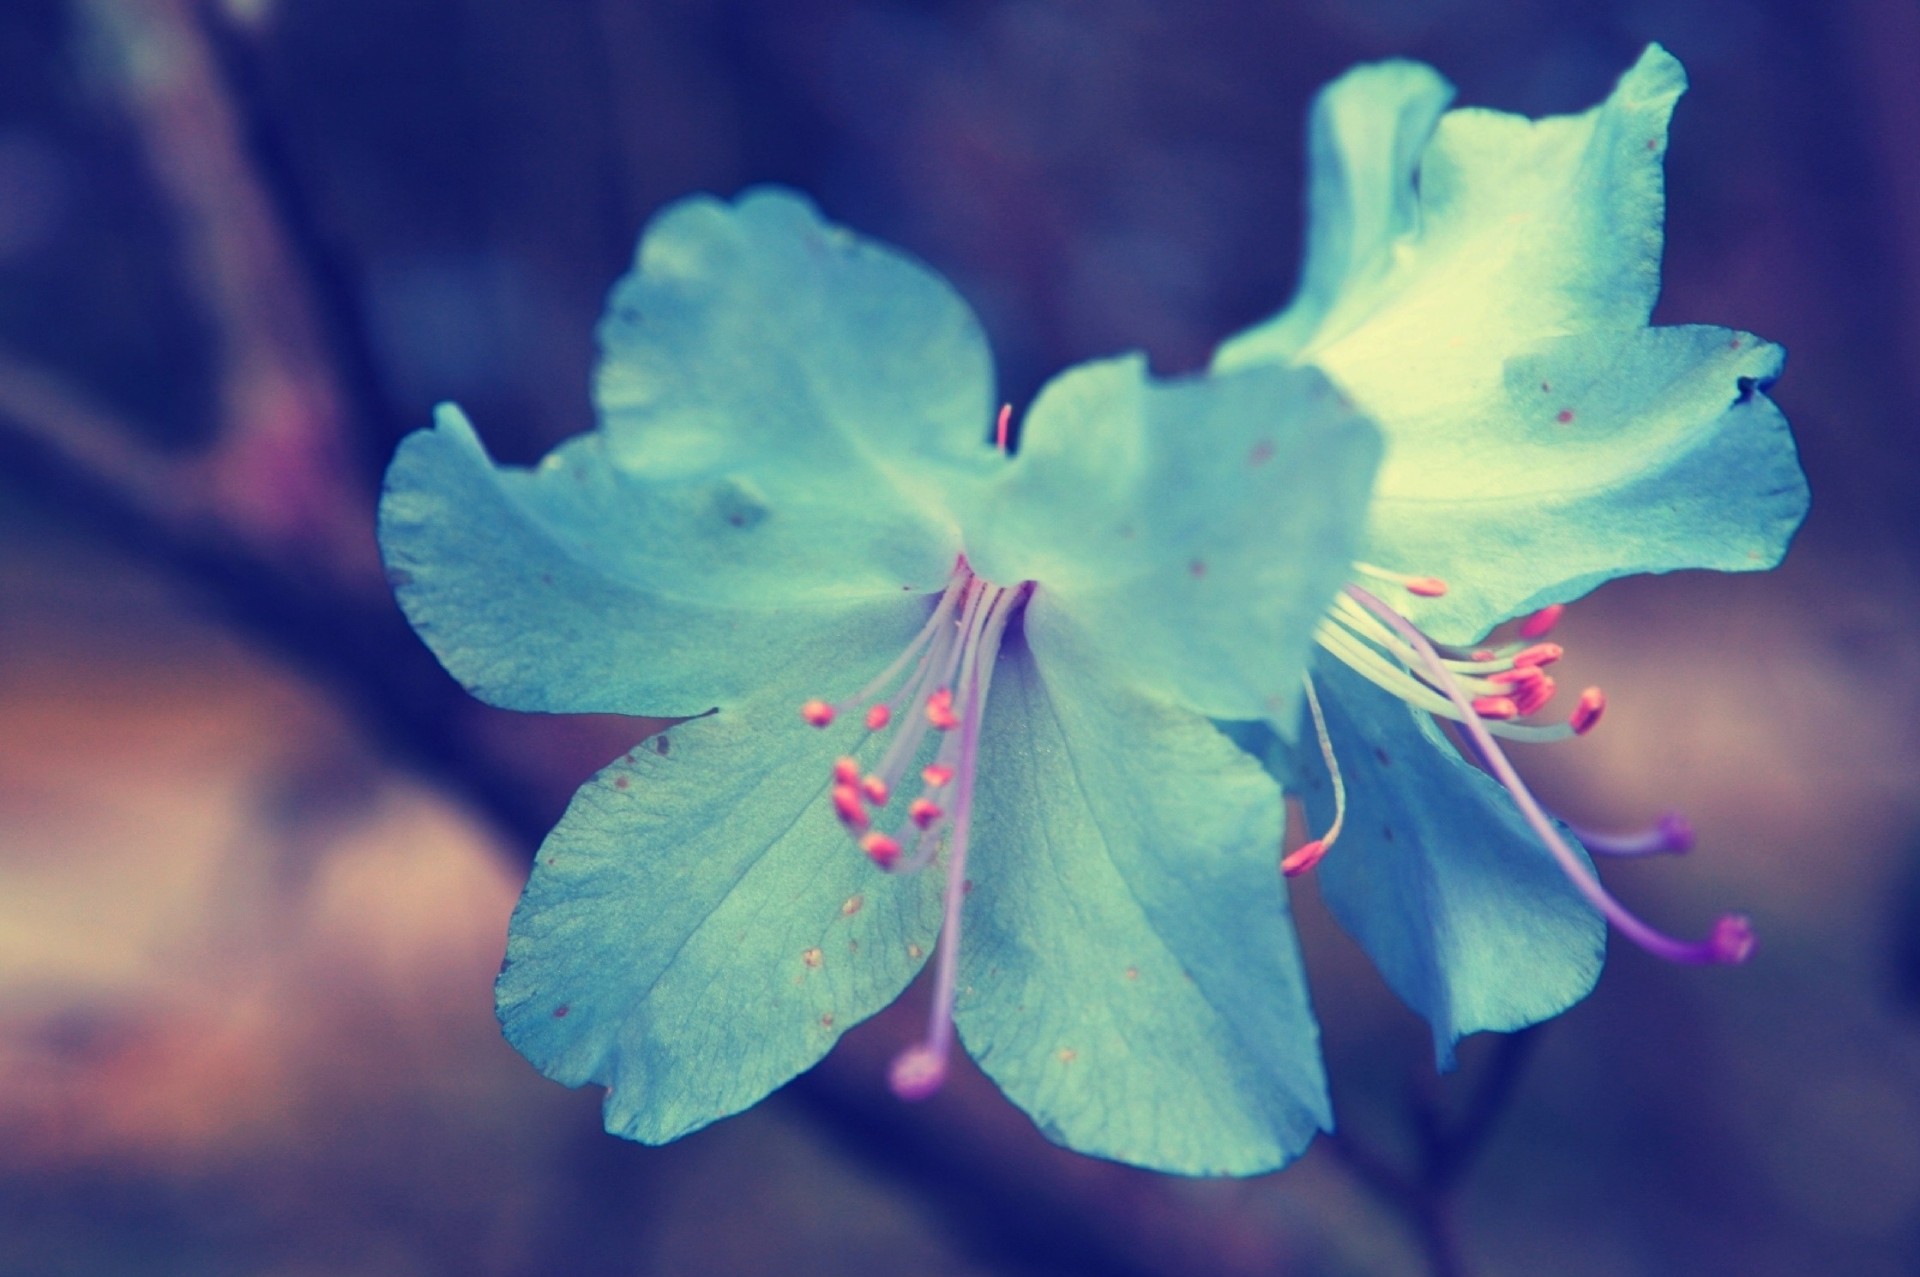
[888,1043,947,1100]
[1281,838,1328,878]
[861,775,891,806]
[926,687,960,731]
[1472,695,1520,720]
[801,699,836,727]
[1571,686,1606,735]
[832,784,869,831]
[1519,603,1566,639]
[1405,576,1449,598]
[1511,674,1557,716]
[1513,642,1564,669]
[833,757,861,786]
[865,704,892,730]
[921,763,954,788]
[909,798,943,829]
[995,404,1012,453]
[861,831,903,869]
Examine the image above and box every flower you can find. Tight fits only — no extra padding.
[380,188,1386,1174]
[377,44,1808,1177]
[1214,44,1807,1065]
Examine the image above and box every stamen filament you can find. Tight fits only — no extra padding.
[890,580,1020,1098]
[1283,673,1344,878]
[1354,561,1449,597]
[1346,585,1752,966]
[1314,620,1577,743]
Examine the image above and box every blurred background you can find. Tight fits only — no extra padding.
[3,1,1918,1274]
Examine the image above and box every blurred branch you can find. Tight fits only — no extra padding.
[190,0,412,486]
[1327,1027,1542,1277]
[0,349,557,853]
[76,0,372,570]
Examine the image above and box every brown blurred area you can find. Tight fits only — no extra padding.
[3,1,1919,1275]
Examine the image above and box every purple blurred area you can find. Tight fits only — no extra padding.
[2,1,1918,1274]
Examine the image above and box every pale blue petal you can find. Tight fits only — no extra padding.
[965,356,1379,724]
[1215,44,1807,640]
[1216,59,1453,365]
[1265,657,1604,1067]
[380,405,931,716]
[955,606,1330,1175]
[593,187,1000,601]
[1360,327,1808,640]
[1219,45,1684,394]
[496,682,943,1144]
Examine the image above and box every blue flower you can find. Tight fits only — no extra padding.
[380,188,1385,1174]
[377,44,1808,1177]
[1216,44,1808,1066]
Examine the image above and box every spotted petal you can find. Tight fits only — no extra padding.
[381,406,936,717]
[1215,46,1807,641]
[966,356,1379,725]
[1357,326,1808,639]
[496,681,943,1144]
[955,605,1330,1175]
[592,186,1001,602]
[1263,657,1605,1067]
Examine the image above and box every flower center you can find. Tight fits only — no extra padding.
[801,554,1030,1099]
[1294,570,1751,966]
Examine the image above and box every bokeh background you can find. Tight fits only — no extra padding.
[3,1,1918,1274]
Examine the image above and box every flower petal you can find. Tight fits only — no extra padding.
[1218,58,1454,364]
[1359,327,1809,639]
[966,356,1379,724]
[380,406,934,716]
[1215,44,1807,639]
[594,186,999,599]
[1219,44,1683,392]
[495,684,943,1145]
[955,607,1330,1175]
[1263,657,1605,1067]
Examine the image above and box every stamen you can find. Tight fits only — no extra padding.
[995,403,1012,453]
[1283,675,1345,878]
[1355,560,1449,597]
[1570,686,1606,735]
[926,688,960,730]
[799,554,1029,1098]
[889,580,1022,1099]
[1569,812,1695,857]
[861,831,902,869]
[1519,603,1566,639]
[832,784,868,831]
[1471,695,1520,720]
[1513,643,1564,669]
[1281,839,1329,877]
[1345,585,1753,967]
